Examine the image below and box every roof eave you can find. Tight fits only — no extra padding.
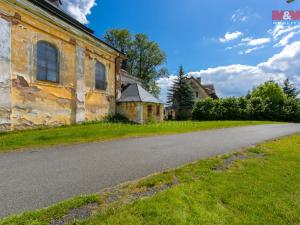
[26,0,126,57]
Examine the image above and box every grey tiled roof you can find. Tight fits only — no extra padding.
[117,84,162,104]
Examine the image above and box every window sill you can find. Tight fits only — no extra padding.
[92,89,109,95]
[33,80,62,88]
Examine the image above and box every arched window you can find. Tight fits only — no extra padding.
[37,41,59,82]
[95,61,107,90]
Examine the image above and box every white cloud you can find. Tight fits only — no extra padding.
[219,31,243,42]
[268,24,300,40]
[157,76,177,103]
[158,41,300,100]
[62,0,97,24]
[268,24,300,47]
[274,31,300,47]
[239,45,265,55]
[225,24,300,54]
[231,9,248,22]
[245,38,271,46]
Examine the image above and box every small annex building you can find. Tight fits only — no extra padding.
[117,72,164,123]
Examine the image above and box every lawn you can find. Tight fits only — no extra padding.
[0,121,275,153]
[1,134,299,225]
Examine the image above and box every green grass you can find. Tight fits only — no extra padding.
[1,133,300,225]
[0,121,276,153]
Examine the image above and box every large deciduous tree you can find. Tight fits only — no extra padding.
[104,29,167,97]
[251,81,286,105]
[104,29,132,53]
[167,66,195,120]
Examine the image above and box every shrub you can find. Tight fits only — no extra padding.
[192,98,216,121]
[192,97,300,123]
[192,81,300,123]
[176,110,192,121]
[282,98,300,122]
[251,81,286,105]
[104,113,132,123]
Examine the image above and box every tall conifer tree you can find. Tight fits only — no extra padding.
[282,79,299,98]
[167,66,195,119]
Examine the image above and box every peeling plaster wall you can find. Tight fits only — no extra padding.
[84,52,116,122]
[143,103,164,123]
[0,17,12,131]
[117,102,164,124]
[117,102,143,124]
[76,46,85,123]
[10,17,77,130]
[0,0,121,130]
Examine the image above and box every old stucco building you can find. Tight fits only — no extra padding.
[0,0,163,131]
[187,77,218,100]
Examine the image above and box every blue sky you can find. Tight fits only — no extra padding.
[63,0,300,101]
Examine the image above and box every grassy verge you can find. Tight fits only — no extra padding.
[0,121,276,153]
[1,133,299,225]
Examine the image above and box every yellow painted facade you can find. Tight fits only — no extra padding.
[117,102,164,124]
[0,0,125,131]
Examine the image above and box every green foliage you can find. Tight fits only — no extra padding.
[167,66,195,120]
[282,78,299,99]
[104,29,167,96]
[104,29,132,53]
[104,114,132,124]
[193,81,300,122]
[251,81,286,105]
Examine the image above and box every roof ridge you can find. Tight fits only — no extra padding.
[136,83,142,102]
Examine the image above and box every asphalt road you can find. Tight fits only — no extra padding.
[1,124,300,217]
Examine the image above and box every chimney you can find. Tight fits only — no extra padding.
[48,0,62,8]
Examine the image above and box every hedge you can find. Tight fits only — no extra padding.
[192,97,300,122]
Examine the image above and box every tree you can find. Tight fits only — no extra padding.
[104,29,167,97]
[282,79,299,98]
[251,81,286,105]
[104,29,132,53]
[167,66,195,120]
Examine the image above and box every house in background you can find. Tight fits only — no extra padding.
[165,76,218,120]
[0,0,163,131]
[186,77,218,100]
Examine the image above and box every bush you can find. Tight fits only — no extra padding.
[282,98,300,122]
[192,98,216,121]
[104,114,132,123]
[176,110,192,121]
[193,81,300,123]
[192,97,300,123]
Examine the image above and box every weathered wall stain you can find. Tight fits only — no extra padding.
[76,46,86,123]
[117,102,164,124]
[0,17,12,131]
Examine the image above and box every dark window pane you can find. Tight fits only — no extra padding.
[37,68,47,81]
[37,58,47,68]
[95,61,107,90]
[47,69,57,82]
[47,60,57,70]
[36,41,58,83]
